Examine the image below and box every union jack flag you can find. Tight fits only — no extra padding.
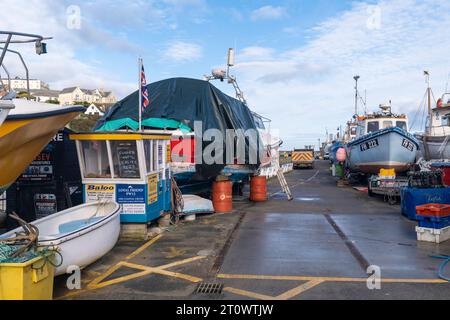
[141,64,149,112]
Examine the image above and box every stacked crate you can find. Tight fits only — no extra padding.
[415,204,450,243]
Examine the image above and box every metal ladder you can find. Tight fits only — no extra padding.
[268,147,293,201]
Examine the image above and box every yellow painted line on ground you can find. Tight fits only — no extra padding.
[157,256,206,270]
[87,262,128,289]
[152,268,203,283]
[90,269,154,290]
[274,280,324,300]
[83,257,206,292]
[122,260,204,282]
[223,287,274,300]
[217,273,448,284]
[125,234,163,260]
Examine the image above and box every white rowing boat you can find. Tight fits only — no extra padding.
[1,201,120,276]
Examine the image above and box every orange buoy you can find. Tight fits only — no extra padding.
[250,176,267,202]
[212,181,233,213]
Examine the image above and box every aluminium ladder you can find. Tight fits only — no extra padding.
[268,147,293,201]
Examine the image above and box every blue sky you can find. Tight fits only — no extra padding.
[2,0,450,149]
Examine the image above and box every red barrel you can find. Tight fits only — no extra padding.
[250,176,267,202]
[212,181,233,213]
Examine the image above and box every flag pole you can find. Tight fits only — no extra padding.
[138,57,142,132]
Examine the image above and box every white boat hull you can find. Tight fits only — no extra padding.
[1,202,120,276]
[346,127,418,174]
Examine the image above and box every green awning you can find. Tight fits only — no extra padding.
[96,117,192,133]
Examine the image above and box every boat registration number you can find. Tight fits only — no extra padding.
[360,139,379,152]
[401,139,414,152]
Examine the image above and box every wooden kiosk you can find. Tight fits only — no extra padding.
[70,131,172,237]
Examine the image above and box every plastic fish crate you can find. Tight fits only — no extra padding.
[416,215,450,229]
[416,204,450,217]
[416,226,450,244]
[400,187,450,221]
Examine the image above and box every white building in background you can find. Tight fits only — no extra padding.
[59,86,117,106]
[0,76,49,91]
[85,104,105,116]
[30,89,60,103]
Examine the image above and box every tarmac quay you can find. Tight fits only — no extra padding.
[55,161,450,300]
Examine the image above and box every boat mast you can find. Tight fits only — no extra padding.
[425,71,432,134]
[354,75,360,116]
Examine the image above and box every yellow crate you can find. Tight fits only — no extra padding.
[379,168,396,178]
[0,252,55,300]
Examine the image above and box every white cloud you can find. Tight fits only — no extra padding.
[0,0,138,98]
[238,47,275,61]
[164,41,203,62]
[251,6,287,21]
[235,0,450,149]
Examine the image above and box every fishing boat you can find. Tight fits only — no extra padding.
[95,77,265,193]
[346,103,418,174]
[0,100,84,194]
[415,72,450,160]
[0,100,14,127]
[1,201,120,276]
[0,31,85,194]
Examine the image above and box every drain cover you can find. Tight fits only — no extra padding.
[195,282,224,295]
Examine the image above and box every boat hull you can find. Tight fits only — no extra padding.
[0,109,82,193]
[346,127,418,174]
[415,134,450,160]
[1,202,120,276]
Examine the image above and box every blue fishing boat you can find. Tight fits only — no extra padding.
[346,104,419,174]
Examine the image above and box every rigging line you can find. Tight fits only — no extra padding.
[410,90,427,131]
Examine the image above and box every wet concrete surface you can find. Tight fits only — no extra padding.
[56,160,450,300]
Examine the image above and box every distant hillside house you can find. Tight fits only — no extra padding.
[85,103,105,116]
[1,76,49,91]
[30,89,60,103]
[58,86,117,106]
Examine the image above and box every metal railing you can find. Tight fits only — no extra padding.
[0,31,51,100]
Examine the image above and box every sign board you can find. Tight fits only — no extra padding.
[116,142,140,178]
[19,151,53,182]
[166,143,171,162]
[147,173,158,205]
[117,184,145,204]
[121,203,146,215]
[85,184,116,203]
[34,193,57,219]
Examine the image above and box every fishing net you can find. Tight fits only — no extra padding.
[0,244,42,264]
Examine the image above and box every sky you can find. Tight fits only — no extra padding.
[1,0,450,150]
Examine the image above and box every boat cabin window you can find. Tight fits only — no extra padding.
[367,121,379,133]
[382,121,393,129]
[110,140,141,179]
[80,141,111,179]
[396,121,407,130]
[350,127,357,136]
[442,114,450,127]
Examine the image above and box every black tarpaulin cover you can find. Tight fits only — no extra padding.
[95,77,262,180]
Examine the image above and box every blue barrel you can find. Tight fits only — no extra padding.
[400,187,450,221]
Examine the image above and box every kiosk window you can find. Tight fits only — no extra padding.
[81,141,111,178]
[144,140,151,173]
[144,140,158,173]
[111,140,140,179]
